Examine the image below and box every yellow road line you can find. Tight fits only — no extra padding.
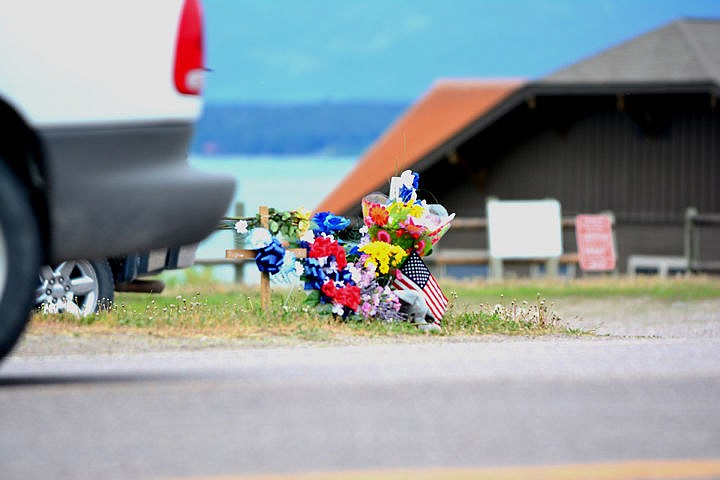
[166,459,720,480]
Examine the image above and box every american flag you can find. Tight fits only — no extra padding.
[392,251,448,323]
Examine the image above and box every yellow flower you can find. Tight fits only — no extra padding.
[359,241,407,275]
[408,204,425,217]
[294,208,311,234]
[294,207,311,221]
[297,219,310,234]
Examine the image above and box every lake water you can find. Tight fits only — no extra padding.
[188,154,358,282]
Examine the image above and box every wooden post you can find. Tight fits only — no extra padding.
[258,206,271,309]
[490,257,503,280]
[685,207,698,273]
[224,206,308,312]
[233,202,245,284]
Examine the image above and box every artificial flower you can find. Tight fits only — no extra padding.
[234,219,248,235]
[321,280,337,298]
[376,230,391,243]
[302,258,328,290]
[335,284,361,311]
[247,228,273,249]
[312,211,350,235]
[398,170,419,203]
[368,203,389,226]
[359,241,407,275]
[400,217,425,239]
[309,235,335,258]
[299,228,315,245]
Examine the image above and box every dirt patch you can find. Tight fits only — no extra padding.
[556,297,720,338]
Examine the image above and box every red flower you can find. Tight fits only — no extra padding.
[400,217,425,239]
[333,244,347,270]
[335,285,361,311]
[309,236,334,258]
[321,280,337,298]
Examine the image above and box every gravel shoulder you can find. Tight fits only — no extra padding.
[8,296,720,358]
[558,297,720,338]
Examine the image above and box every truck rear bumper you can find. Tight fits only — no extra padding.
[39,122,234,262]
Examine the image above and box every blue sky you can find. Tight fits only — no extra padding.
[202,0,720,104]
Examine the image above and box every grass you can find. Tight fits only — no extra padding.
[28,274,720,343]
[446,274,720,304]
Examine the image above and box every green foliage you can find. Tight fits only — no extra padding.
[449,276,720,304]
[31,284,572,341]
[219,207,310,246]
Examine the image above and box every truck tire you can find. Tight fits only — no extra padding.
[37,258,115,316]
[0,160,42,360]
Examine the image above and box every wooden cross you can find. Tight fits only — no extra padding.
[225,206,307,310]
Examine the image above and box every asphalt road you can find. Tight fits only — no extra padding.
[1,337,720,479]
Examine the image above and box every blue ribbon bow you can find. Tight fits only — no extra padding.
[255,239,285,274]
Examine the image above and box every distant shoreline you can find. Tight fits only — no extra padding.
[191,101,407,156]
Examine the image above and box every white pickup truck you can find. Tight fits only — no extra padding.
[0,0,235,358]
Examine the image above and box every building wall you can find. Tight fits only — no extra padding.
[432,102,720,273]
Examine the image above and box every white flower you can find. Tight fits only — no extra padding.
[294,261,304,277]
[234,219,248,234]
[359,225,369,235]
[299,229,315,244]
[348,264,362,284]
[247,228,272,249]
[331,302,345,316]
[399,169,416,189]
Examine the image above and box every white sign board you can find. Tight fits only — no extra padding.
[487,199,563,259]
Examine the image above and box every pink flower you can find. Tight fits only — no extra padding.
[376,230,391,243]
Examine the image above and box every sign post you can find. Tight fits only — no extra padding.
[575,214,616,272]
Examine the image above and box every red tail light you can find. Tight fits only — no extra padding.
[174,0,205,95]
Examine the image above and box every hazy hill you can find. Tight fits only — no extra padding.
[191,102,407,156]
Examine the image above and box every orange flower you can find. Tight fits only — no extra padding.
[368,203,389,226]
[400,217,425,239]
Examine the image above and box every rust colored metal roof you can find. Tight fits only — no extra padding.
[315,79,525,215]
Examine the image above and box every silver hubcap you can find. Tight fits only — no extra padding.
[36,260,100,317]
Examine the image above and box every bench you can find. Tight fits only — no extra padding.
[626,255,688,277]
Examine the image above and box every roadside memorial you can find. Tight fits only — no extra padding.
[222,170,454,331]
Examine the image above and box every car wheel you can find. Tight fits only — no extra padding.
[36,259,114,317]
[0,161,42,359]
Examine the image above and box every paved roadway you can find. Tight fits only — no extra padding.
[1,337,719,479]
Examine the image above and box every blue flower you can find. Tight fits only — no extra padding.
[302,258,327,290]
[255,239,285,274]
[399,185,415,202]
[398,170,420,202]
[312,211,350,235]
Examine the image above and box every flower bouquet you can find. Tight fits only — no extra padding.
[361,170,454,257]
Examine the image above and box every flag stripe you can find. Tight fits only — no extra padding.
[393,271,447,321]
[392,252,448,322]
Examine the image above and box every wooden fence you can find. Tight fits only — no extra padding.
[195,205,720,280]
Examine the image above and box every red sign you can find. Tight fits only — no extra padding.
[575,214,616,271]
